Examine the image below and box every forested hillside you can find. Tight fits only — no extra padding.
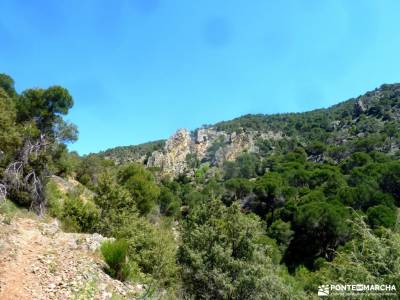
[100,83,400,179]
[1,74,399,299]
[98,140,166,165]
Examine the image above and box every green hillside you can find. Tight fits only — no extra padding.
[1,74,399,299]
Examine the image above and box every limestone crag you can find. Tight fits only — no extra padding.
[214,131,256,166]
[192,128,224,160]
[147,127,283,176]
[147,129,191,175]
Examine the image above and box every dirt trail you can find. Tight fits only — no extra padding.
[0,218,45,299]
[0,216,143,299]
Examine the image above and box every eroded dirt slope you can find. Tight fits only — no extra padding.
[0,216,142,299]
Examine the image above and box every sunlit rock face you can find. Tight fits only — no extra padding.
[147,129,191,175]
[146,127,283,177]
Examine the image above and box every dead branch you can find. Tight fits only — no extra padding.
[0,183,6,204]
[2,135,49,215]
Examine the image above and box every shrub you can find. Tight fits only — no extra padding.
[223,178,253,205]
[94,175,179,289]
[0,198,25,221]
[380,161,400,204]
[117,163,160,215]
[367,205,396,229]
[158,187,181,217]
[285,201,351,269]
[45,181,65,218]
[306,141,326,156]
[268,220,294,253]
[0,87,21,159]
[178,199,306,299]
[94,174,137,236]
[341,152,372,173]
[112,214,179,288]
[101,239,136,281]
[309,216,400,295]
[62,196,99,233]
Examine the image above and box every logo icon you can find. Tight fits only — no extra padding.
[318,285,330,297]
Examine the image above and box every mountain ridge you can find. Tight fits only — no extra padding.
[98,83,400,177]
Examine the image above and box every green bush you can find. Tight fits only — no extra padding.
[286,201,351,270]
[306,141,326,156]
[223,153,261,179]
[308,217,400,297]
[0,87,21,159]
[340,152,371,173]
[178,199,307,299]
[0,199,26,221]
[223,178,253,205]
[380,161,400,204]
[101,239,136,281]
[62,196,99,233]
[94,175,179,289]
[158,187,181,217]
[45,181,101,233]
[117,163,160,215]
[267,220,294,253]
[45,181,65,219]
[112,214,179,288]
[367,205,396,228]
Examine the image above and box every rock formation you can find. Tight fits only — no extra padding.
[146,127,283,177]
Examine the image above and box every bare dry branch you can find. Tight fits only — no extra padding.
[0,183,6,203]
[2,135,49,215]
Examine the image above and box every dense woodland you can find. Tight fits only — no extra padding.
[1,73,400,299]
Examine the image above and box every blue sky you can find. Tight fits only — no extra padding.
[1,0,400,154]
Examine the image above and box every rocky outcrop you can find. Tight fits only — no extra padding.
[192,128,225,160]
[353,84,400,117]
[147,129,191,175]
[146,127,283,177]
[354,99,368,115]
[214,131,257,166]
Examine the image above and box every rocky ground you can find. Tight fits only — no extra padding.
[0,215,143,299]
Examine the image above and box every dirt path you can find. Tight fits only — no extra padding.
[0,218,50,299]
[0,217,143,299]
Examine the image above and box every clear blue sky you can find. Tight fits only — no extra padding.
[1,0,400,154]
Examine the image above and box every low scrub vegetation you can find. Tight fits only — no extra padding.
[101,239,134,282]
